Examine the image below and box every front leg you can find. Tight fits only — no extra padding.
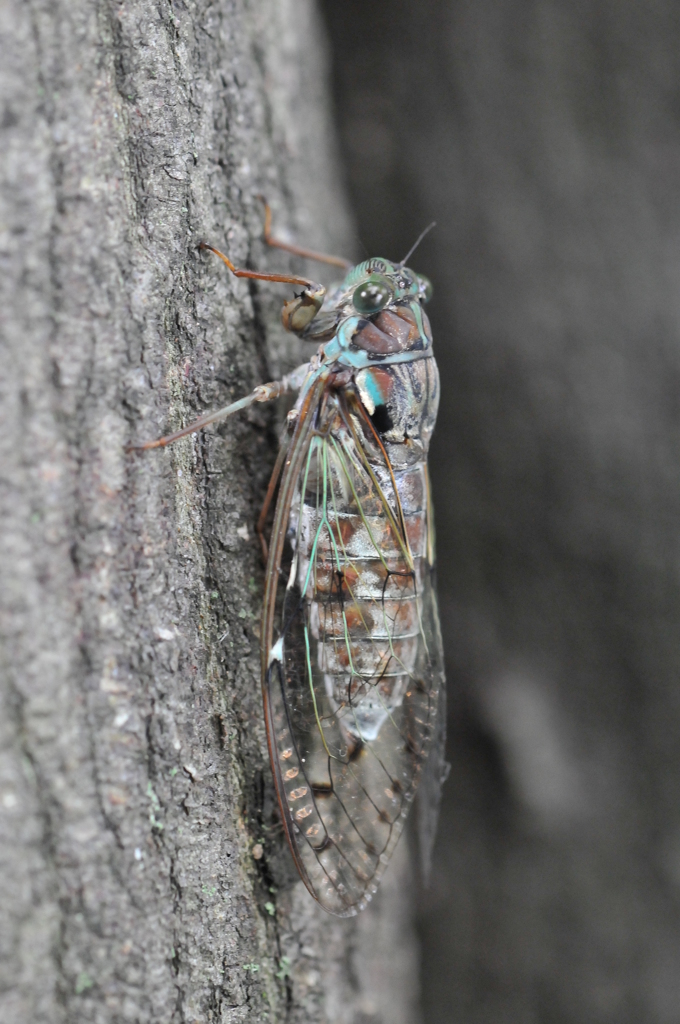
[280,284,326,333]
[200,242,326,336]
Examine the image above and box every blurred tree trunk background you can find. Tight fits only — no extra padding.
[0,2,420,1022]
[321,2,680,1023]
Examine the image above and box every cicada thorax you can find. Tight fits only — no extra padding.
[267,334,441,914]
[347,300,439,463]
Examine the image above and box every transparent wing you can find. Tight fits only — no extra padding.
[415,611,447,884]
[415,469,448,884]
[264,393,444,916]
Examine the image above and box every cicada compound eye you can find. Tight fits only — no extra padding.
[418,275,433,303]
[352,274,394,315]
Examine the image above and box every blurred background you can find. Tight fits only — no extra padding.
[320,2,680,1021]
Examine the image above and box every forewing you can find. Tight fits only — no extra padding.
[414,587,447,883]
[265,398,444,916]
[414,465,448,883]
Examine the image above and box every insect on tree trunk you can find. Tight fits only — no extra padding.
[0,1,421,1021]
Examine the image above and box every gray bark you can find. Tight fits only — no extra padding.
[0,2,420,1022]
[322,1,680,1022]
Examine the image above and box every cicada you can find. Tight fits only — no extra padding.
[134,203,446,916]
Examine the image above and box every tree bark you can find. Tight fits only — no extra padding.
[0,2,420,1022]
[322,1,680,1022]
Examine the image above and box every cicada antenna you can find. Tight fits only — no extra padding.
[399,221,437,267]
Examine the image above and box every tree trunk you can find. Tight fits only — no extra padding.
[322,1,680,1022]
[0,2,420,1022]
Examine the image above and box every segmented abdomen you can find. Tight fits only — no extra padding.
[297,458,428,744]
[268,409,441,916]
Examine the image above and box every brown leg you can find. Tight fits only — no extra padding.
[257,195,352,271]
[199,241,319,289]
[200,241,327,334]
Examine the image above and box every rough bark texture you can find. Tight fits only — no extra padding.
[0,2,420,1022]
[322,1,680,1022]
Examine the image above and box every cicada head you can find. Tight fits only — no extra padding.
[340,258,432,316]
[317,258,434,366]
